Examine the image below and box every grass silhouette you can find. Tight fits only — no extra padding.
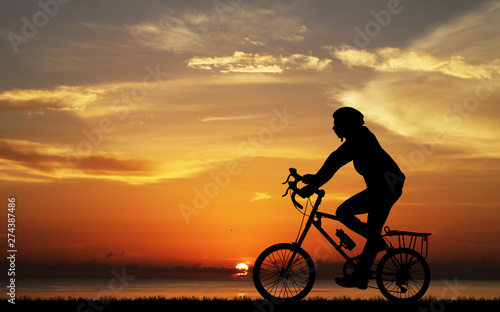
[3,295,499,312]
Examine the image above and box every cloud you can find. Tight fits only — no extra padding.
[327,2,500,157]
[450,242,500,249]
[187,51,331,73]
[281,34,305,43]
[129,4,309,54]
[251,192,272,201]
[105,251,125,258]
[128,11,206,54]
[280,24,307,43]
[327,47,379,68]
[327,46,500,79]
[201,114,264,122]
[17,260,246,279]
[0,86,107,111]
[0,139,153,182]
[331,72,500,146]
[283,53,333,71]
[187,51,283,73]
[241,37,264,46]
[410,1,500,62]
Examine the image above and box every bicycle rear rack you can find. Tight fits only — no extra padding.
[383,226,432,258]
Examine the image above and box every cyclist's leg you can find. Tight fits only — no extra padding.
[365,187,402,245]
[334,190,376,288]
[336,188,402,284]
[359,188,403,274]
[335,189,373,238]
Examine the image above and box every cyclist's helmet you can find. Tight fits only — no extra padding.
[332,107,364,127]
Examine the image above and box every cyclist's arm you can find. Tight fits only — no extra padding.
[306,143,353,188]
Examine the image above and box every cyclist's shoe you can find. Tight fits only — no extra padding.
[335,275,368,290]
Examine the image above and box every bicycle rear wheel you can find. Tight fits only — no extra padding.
[376,248,430,302]
[253,243,315,302]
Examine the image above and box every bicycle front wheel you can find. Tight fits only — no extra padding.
[376,248,430,302]
[253,243,315,302]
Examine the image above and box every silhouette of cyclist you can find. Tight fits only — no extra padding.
[301,107,405,289]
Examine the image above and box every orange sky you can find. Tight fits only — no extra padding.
[1,0,500,277]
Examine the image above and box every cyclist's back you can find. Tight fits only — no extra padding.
[319,125,405,192]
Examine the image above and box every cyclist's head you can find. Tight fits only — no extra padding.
[332,107,364,141]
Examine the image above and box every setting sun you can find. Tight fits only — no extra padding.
[236,263,249,271]
[236,263,249,277]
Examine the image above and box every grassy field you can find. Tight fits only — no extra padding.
[3,296,500,312]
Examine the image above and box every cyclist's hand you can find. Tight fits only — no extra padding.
[302,174,316,185]
[298,185,316,198]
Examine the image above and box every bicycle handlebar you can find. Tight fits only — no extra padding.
[282,168,324,209]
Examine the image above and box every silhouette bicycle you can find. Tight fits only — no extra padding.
[253,168,431,302]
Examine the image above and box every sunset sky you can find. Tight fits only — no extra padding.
[1,0,500,278]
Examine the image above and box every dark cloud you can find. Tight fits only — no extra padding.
[12,260,245,279]
[0,139,153,178]
[105,252,125,258]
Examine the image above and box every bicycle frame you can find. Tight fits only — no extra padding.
[254,168,432,302]
[285,190,357,272]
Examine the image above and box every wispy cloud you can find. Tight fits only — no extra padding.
[241,37,264,46]
[0,139,153,183]
[0,86,107,111]
[411,1,500,62]
[105,251,126,258]
[129,4,308,54]
[201,115,264,122]
[327,46,499,79]
[128,11,207,54]
[251,192,272,201]
[280,24,307,43]
[187,51,331,73]
[18,260,245,278]
[450,242,500,249]
[187,51,283,73]
[327,0,500,152]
